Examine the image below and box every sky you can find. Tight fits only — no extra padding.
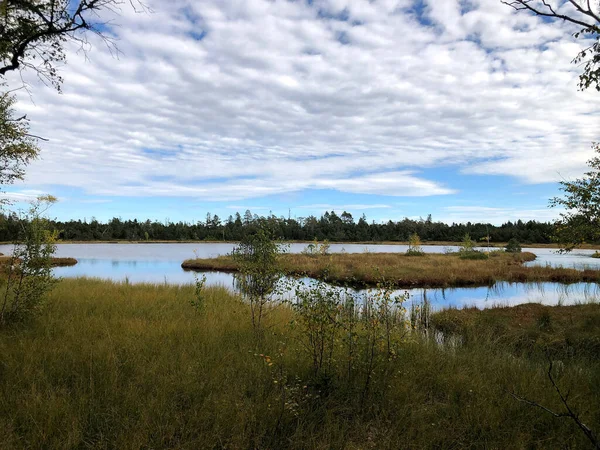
[4,0,600,225]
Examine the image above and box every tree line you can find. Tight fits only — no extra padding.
[0,210,555,244]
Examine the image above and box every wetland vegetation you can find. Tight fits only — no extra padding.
[181,251,600,289]
[0,278,598,449]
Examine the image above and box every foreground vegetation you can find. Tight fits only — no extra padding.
[182,251,600,288]
[0,278,598,449]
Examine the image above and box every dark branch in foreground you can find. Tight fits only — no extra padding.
[510,355,599,449]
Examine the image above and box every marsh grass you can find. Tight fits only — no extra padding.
[181,251,600,288]
[0,278,599,448]
[431,301,600,361]
[0,255,77,267]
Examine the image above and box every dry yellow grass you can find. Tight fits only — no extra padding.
[182,251,600,288]
[0,255,77,267]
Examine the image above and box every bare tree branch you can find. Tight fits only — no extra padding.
[0,0,147,89]
[510,355,600,449]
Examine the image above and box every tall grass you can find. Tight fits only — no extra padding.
[0,278,598,448]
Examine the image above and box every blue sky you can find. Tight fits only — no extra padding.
[3,0,600,225]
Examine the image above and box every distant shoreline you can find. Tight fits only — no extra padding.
[0,239,597,249]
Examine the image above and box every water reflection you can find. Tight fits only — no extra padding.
[200,271,600,310]
[0,242,598,309]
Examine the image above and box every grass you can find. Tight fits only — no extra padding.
[0,256,78,267]
[182,251,600,288]
[432,302,600,361]
[0,278,598,449]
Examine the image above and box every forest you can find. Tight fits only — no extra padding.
[0,209,555,244]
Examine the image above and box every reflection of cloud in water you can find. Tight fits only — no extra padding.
[401,282,600,310]
[39,242,600,309]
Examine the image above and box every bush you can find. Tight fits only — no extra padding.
[406,232,425,256]
[505,238,522,253]
[0,196,58,326]
[231,227,283,331]
[459,233,476,254]
[302,238,330,256]
[459,251,489,260]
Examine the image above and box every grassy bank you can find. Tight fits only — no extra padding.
[0,256,78,267]
[0,278,598,449]
[432,302,600,360]
[182,251,600,288]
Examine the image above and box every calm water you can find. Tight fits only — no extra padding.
[0,242,598,309]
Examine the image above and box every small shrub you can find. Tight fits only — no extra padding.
[459,233,476,254]
[302,238,330,257]
[459,251,489,260]
[505,238,522,253]
[231,227,283,331]
[406,232,425,256]
[0,196,58,326]
[190,274,207,311]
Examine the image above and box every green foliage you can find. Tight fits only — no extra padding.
[504,1,599,92]
[0,208,557,243]
[231,227,283,331]
[505,238,522,253]
[551,143,600,251]
[406,232,425,256]
[457,233,489,259]
[459,251,489,260]
[573,25,600,92]
[290,278,408,406]
[2,280,600,448]
[459,233,476,253]
[0,92,39,192]
[190,274,207,312]
[0,195,58,325]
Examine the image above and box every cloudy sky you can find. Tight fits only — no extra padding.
[5,0,600,224]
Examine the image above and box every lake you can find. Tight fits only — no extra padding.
[0,242,598,309]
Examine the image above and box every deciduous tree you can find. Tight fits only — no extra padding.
[0,90,38,196]
[0,0,146,90]
[503,0,600,91]
[551,143,600,250]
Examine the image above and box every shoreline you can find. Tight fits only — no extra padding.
[1,239,597,250]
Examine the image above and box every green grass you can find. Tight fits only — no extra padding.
[0,278,598,449]
[432,302,600,360]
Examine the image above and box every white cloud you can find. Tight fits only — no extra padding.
[439,205,563,224]
[297,204,391,210]
[1,190,48,204]
[2,0,599,202]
